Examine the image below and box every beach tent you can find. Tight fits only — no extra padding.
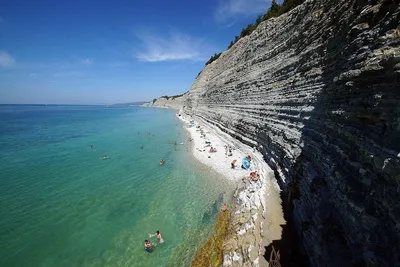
[242,158,250,169]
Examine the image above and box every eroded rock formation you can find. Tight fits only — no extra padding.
[180,0,400,266]
[142,94,187,109]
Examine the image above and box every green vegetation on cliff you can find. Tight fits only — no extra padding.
[205,53,222,66]
[205,0,305,65]
[229,0,305,48]
[157,92,186,101]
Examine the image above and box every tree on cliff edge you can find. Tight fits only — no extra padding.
[263,0,282,20]
[281,0,305,12]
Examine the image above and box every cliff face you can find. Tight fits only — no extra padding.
[183,0,400,266]
[141,94,187,109]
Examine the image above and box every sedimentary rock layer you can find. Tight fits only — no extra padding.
[142,94,187,109]
[181,0,400,266]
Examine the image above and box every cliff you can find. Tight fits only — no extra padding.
[181,0,400,266]
[141,94,187,109]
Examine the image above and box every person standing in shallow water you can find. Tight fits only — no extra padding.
[144,240,152,252]
[150,230,164,243]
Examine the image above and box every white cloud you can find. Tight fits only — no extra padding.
[215,0,271,25]
[0,51,15,68]
[136,32,209,62]
[80,58,92,66]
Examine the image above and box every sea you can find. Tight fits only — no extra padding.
[0,105,235,267]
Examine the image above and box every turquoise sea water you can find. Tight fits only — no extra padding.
[0,105,234,267]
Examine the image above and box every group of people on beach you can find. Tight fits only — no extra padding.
[224,145,233,156]
[193,120,260,184]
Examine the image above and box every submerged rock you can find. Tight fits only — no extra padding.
[202,192,224,224]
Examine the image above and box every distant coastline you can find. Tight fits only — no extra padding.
[0,102,147,107]
[111,101,147,106]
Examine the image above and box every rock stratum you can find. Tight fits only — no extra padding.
[141,93,187,109]
[147,0,400,265]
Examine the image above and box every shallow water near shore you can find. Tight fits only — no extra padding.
[0,105,236,267]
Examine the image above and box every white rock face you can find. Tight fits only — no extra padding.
[180,0,400,266]
[142,94,187,109]
[146,0,400,265]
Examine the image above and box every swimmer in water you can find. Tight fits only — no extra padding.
[144,240,152,252]
[160,159,165,165]
[150,230,164,243]
[140,145,144,149]
[102,155,109,160]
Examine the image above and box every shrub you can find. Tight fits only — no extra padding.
[205,52,222,66]
[224,0,305,50]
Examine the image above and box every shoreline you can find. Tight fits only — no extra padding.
[177,111,285,266]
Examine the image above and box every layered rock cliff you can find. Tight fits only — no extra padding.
[181,0,400,266]
[141,94,187,109]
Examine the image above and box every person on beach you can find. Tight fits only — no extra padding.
[231,160,237,169]
[209,147,217,153]
[144,240,153,252]
[250,171,260,181]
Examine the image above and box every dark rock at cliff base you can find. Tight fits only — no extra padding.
[182,0,400,266]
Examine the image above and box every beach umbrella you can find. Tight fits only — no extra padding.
[242,158,250,169]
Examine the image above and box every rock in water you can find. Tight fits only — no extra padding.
[202,192,224,224]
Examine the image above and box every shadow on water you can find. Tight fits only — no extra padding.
[201,192,224,224]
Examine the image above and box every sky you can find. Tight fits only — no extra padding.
[0,0,275,104]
